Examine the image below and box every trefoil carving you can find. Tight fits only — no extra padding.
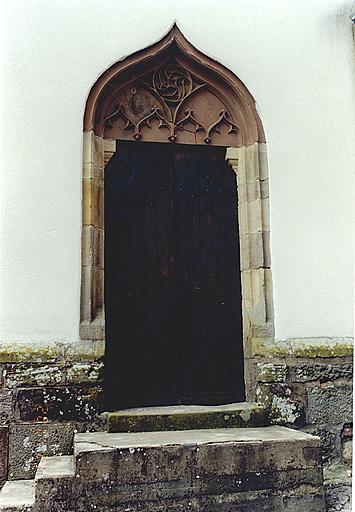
[103,60,240,146]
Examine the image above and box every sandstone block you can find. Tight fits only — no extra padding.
[3,364,63,388]
[0,427,8,483]
[307,387,353,426]
[240,230,270,271]
[65,362,103,385]
[64,339,104,362]
[256,362,287,383]
[81,225,93,267]
[17,386,98,422]
[8,423,75,480]
[292,362,352,383]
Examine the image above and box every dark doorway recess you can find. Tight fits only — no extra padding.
[103,141,245,409]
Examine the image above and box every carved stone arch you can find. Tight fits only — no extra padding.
[84,25,265,147]
[81,25,274,398]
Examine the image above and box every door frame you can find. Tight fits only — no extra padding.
[80,26,274,401]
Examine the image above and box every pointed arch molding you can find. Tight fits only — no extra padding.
[81,26,274,387]
[85,26,265,147]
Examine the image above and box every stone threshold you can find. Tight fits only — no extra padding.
[103,401,267,432]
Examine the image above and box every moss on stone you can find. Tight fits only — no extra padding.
[290,339,353,358]
[0,344,58,363]
[252,337,353,359]
[106,405,267,433]
[251,338,291,358]
[257,363,287,383]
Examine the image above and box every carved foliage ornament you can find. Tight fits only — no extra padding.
[103,60,239,146]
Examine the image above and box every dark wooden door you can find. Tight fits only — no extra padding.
[104,141,244,409]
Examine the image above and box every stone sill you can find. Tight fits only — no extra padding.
[0,337,352,365]
[251,337,353,359]
[0,339,105,363]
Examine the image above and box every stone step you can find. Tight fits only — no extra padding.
[34,455,75,510]
[2,427,326,511]
[64,426,324,511]
[35,455,75,480]
[104,401,267,432]
[0,480,35,512]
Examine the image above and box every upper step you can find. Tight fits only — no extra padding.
[0,480,34,512]
[104,401,267,432]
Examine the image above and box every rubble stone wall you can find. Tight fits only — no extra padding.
[0,340,104,481]
[250,337,353,463]
[0,337,352,482]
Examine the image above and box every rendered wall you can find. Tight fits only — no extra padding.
[0,2,353,495]
[1,0,354,343]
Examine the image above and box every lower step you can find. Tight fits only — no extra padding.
[0,480,34,512]
[37,426,325,511]
[104,401,267,432]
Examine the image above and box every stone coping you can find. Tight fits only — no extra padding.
[251,337,353,358]
[0,337,351,364]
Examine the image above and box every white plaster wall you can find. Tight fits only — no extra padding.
[0,0,354,342]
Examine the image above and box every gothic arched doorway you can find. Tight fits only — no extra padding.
[81,25,274,410]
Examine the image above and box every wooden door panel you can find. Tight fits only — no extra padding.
[104,141,244,409]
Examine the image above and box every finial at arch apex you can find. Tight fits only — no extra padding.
[84,24,265,146]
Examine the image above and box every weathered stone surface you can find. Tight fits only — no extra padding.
[324,461,352,512]
[307,387,353,425]
[256,363,287,383]
[65,363,103,385]
[291,362,352,383]
[303,425,339,461]
[74,426,321,480]
[0,342,62,364]
[341,439,352,464]
[3,364,63,388]
[17,386,98,422]
[64,339,104,362]
[31,426,324,512]
[106,403,267,433]
[240,231,270,270]
[251,338,291,358]
[282,491,326,512]
[290,338,353,358]
[0,479,34,511]
[36,455,75,480]
[256,383,305,426]
[8,423,75,480]
[34,482,324,512]
[325,483,352,512]
[0,427,8,483]
[0,392,14,423]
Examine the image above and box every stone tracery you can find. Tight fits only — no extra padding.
[102,59,240,145]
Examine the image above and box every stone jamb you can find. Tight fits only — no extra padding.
[80,132,114,341]
[226,144,274,356]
